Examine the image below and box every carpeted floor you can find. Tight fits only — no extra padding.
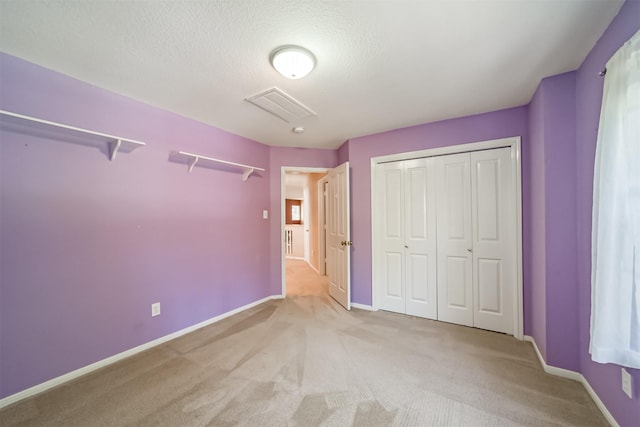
[0,259,607,426]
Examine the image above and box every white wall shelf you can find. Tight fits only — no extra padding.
[172,151,265,181]
[0,110,146,161]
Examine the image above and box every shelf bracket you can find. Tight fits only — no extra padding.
[187,156,199,173]
[109,139,122,161]
[242,167,255,182]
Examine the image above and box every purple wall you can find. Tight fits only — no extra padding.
[527,82,547,359]
[575,1,640,425]
[0,53,272,398]
[343,107,529,305]
[337,140,349,165]
[527,72,579,371]
[542,72,579,372]
[267,147,338,295]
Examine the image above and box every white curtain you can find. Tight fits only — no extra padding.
[590,29,640,369]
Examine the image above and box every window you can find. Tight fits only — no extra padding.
[590,29,640,369]
[286,199,302,225]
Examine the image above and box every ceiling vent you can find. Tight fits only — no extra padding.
[245,87,317,123]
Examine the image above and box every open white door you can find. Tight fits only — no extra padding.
[327,162,351,310]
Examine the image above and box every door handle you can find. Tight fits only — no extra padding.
[467,248,472,252]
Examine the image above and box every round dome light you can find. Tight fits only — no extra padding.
[271,46,316,79]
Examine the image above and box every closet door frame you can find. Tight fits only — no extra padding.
[370,136,524,339]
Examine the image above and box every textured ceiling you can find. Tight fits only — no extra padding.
[0,0,624,149]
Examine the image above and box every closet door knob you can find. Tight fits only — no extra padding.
[404,245,409,249]
[467,248,472,252]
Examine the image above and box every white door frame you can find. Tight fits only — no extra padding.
[281,166,329,296]
[370,136,524,339]
[318,177,329,275]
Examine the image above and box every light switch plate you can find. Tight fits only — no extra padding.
[151,302,161,317]
[263,209,268,219]
[622,368,633,398]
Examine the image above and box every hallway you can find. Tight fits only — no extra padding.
[286,259,328,298]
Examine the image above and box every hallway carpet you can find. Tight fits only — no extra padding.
[0,260,607,426]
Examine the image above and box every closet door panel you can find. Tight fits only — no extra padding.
[406,163,428,239]
[477,258,501,312]
[407,254,429,302]
[446,256,469,307]
[385,252,404,298]
[445,164,467,240]
[404,159,437,319]
[475,159,499,240]
[471,148,515,334]
[436,154,473,327]
[376,163,406,314]
[383,169,403,240]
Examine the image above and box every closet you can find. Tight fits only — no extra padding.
[375,158,438,319]
[375,147,516,335]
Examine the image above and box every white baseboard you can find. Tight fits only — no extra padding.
[308,262,320,274]
[523,335,618,427]
[0,295,280,409]
[351,302,374,311]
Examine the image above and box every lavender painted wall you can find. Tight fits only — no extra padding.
[541,72,579,372]
[575,1,640,425]
[527,82,547,359]
[527,72,579,371]
[267,147,338,295]
[337,140,349,165]
[0,53,271,398]
[343,107,529,305]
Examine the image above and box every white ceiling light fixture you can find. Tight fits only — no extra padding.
[270,45,316,79]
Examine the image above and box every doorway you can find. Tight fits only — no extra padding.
[281,167,329,296]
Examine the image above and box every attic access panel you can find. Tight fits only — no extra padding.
[245,87,317,123]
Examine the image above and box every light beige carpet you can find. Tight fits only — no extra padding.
[0,259,607,426]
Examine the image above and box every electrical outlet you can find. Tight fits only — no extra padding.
[622,368,633,399]
[151,302,161,317]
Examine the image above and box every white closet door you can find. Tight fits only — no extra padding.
[471,148,515,334]
[376,162,406,314]
[436,153,473,327]
[404,158,437,319]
